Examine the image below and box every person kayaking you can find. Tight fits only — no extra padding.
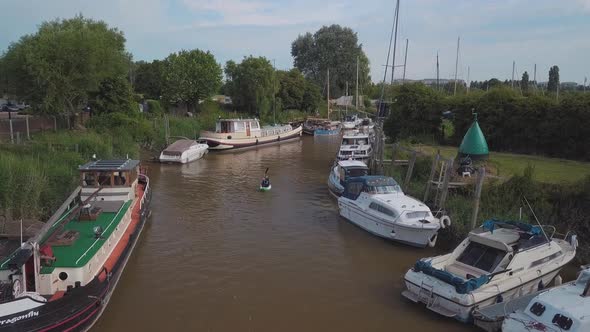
[260,168,271,190]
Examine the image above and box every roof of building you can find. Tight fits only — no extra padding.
[79,159,140,172]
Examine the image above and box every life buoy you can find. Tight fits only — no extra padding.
[440,215,451,229]
[427,233,438,247]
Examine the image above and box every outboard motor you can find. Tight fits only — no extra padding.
[568,234,578,249]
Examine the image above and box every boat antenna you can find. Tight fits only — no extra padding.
[265,167,269,177]
[522,196,550,242]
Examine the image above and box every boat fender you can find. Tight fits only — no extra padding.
[427,233,438,248]
[440,215,451,229]
[496,294,503,303]
[554,275,563,286]
[278,135,281,141]
[256,139,259,145]
[538,280,545,291]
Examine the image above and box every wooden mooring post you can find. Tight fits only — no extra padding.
[471,167,486,229]
[25,115,30,140]
[423,152,440,202]
[404,150,417,190]
[9,119,14,144]
[438,158,454,209]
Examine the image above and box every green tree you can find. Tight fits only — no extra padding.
[89,76,136,114]
[521,71,529,92]
[224,56,275,118]
[0,15,129,114]
[134,60,164,99]
[301,81,322,113]
[291,25,370,97]
[383,83,443,141]
[162,49,222,113]
[548,65,560,92]
[277,69,306,110]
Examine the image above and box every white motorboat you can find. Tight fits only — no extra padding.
[337,176,448,247]
[328,160,369,197]
[402,220,578,323]
[199,118,302,151]
[159,139,208,163]
[501,266,590,332]
[342,115,359,129]
[337,132,373,164]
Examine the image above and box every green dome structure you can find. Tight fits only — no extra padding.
[458,113,489,160]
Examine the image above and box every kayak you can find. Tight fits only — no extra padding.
[259,184,272,191]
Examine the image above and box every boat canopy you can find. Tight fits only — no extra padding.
[342,176,402,200]
[470,219,548,253]
[414,260,490,294]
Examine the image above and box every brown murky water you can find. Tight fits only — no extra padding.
[95,136,473,332]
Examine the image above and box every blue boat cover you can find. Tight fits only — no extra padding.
[414,260,490,294]
[482,219,541,235]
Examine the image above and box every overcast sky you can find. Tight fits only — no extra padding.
[1,0,589,84]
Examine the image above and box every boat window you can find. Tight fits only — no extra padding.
[457,242,506,273]
[369,203,396,217]
[344,182,364,199]
[346,168,368,177]
[342,138,353,145]
[97,172,112,186]
[365,185,402,194]
[552,314,573,330]
[220,121,232,133]
[406,211,430,219]
[235,122,245,131]
[529,302,546,317]
[251,122,259,129]
[82,172,96,186]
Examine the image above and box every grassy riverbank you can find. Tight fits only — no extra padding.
[0,101,227,222]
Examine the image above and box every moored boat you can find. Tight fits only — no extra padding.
[159,139,208,163]
[402,220,578,323]
[338,176,447,247]
[337,132,373,164]
[502,265,590,332]
[0,159,151,331]
[315,121,341,136]
[342,115,359,130]
[328,160,368,197]
[199,119,302,151]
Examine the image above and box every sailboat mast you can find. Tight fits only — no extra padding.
[467,66,470,93]
[327,69,330,120]
[436,52,440,91]
[511,61,515,89]
[453,36,460,96]
[355,56,359,110]
[390,0,401,85]
[378,0,399,115]
[345,81,348,115]
[402,38,409,83]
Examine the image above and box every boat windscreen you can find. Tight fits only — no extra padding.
[457,242,506,273]
[346,168,368,177]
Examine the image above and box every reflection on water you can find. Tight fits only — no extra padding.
[95,137,473,332]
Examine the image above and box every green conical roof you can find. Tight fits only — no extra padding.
[459,115,489,157]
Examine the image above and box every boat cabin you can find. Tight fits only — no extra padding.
[342,176,402,200]
[215,119,261,135]
[341,134,370,146]
[80,159,141,201]
[336,160,369,185]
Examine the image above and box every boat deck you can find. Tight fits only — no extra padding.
[40,200,132,274]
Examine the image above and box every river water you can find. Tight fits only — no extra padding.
[95,136,473,332]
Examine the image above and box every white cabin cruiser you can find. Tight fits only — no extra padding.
[342,115,360,130]
[338,176,447,247]
[159,139,208,163]
[199,118,302,151]
[328,160,369,197]
[402,220,577,323]
[501,266,590,332]
[337,132,373,164]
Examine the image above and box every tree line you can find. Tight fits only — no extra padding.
[0,16,371,121]
[383,83,590,161]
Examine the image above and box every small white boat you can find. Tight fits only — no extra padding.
[338,176,447,247]
[501,266,590,332]
[328,160,369,197]
[199,118,302,151]
[337,132,373,164]
[342,115,359,129]
[402,220,578,323]
[159,139,208,163]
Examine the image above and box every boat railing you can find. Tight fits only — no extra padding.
[138,174,150,211]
